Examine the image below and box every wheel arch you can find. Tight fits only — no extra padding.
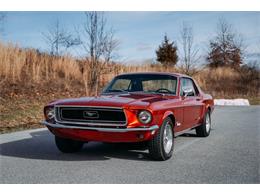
[206,104,213,115]
[162,111,176,128]
[204,98,214,115]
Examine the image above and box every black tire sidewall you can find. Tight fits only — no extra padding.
[196,109,211,137]
[201,110,211,137]
[160,117,174,159]
[55,136,83,153]
[204,111,211,136]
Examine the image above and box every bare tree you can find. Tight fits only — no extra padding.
[207,18,244,68]
[80,11,118,95]
[179,22,200,74]
[42,20,81,56]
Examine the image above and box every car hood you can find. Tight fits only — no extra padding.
[52,93,179,109]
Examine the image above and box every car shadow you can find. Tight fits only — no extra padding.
[0,130,150,162]
[180,133,198,137]
[179,128,215,137]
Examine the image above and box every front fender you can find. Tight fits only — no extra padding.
[162,110,174,121]
[159,110,175,127]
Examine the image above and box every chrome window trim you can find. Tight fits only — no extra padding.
[54,105,128,127]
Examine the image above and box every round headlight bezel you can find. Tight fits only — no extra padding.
[45,107,55,120]
[138,110,152,124]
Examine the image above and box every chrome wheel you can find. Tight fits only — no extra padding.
[163,122,173,154]
[205,113,211,133]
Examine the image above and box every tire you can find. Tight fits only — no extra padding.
[196,110,211,137]
[148,117,174,161]
[55,136,84,153]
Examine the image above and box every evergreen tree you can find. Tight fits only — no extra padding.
[156,35,178,66]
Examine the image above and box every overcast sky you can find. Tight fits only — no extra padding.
[2,11,260,64]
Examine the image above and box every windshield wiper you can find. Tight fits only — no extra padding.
[129,91,164,95]
[106,89,129,93]
[144,91,176,96]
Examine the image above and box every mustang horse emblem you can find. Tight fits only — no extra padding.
[83,111,99,118]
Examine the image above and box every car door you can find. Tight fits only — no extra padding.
[180,78,194,129]
[190,79,204,126]
[181,78,202,129]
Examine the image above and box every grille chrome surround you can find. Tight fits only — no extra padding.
[54,105,127,127]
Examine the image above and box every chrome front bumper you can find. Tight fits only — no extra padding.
[41,121,159,133]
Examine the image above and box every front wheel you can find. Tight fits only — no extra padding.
[148,117,174,161]
[55,136,84,153]
[196,110,211,137]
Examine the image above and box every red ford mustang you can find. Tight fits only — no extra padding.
[43,72,214,160]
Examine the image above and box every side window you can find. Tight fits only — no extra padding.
[180,78,196,96]
[192,80,199,96]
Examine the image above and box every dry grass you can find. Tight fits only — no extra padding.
[0,42,259,132]
[0,42,83,86]
[194,66,259,98]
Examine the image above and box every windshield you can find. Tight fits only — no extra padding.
[103,74,177,95]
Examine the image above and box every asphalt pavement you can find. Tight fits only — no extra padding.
[0,106,259,183]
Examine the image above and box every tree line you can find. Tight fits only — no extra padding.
[0,12,255,94]
[156,18,244,74]
[39,13,247,76]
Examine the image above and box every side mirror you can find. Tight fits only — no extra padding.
[182,87,194,98]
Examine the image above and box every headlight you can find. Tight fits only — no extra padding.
[45,107,55,120]
[138,110,152,124]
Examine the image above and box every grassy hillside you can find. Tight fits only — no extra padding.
[0,42,259,133]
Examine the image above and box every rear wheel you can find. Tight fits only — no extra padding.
[55,136,84,153]
[196,110,211,137]
[148,117,174,161]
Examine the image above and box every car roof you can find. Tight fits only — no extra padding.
[117,72,191,78]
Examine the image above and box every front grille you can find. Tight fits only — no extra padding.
[55,106,127,126]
